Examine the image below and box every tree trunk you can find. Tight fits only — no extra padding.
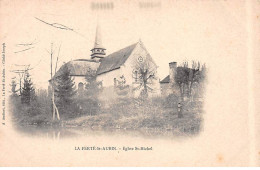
[54,102,60,120]
[181,83,184,102]
[52,84,60,121]
[52,87,55,121]
[189,81,193,102]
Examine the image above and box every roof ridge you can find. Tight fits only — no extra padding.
[73,59,99,63]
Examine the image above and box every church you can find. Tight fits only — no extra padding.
[51,25,160,100]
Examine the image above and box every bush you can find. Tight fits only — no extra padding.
[163,93,180,108]
[9,93,52,126]
[76,97,100,116]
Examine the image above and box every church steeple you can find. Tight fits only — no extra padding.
[91,24,106,61]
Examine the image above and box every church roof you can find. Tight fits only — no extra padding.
[97,42,138,75]
[53,59,100,79]
[52,42,139,80]
[160,75,170,83]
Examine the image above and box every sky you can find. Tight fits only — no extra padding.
[0,0,247,90]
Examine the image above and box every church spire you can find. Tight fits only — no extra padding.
[91,24,106,61]
[94,24,103,49]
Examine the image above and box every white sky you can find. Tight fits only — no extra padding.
[1,0,247,90]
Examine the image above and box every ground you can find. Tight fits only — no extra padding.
[65,98,203,136]
[10,94,204,137]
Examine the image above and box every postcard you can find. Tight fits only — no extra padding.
[0,0,260,166]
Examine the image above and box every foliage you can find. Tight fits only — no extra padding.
[9,58,205,137]
[21,73,35,104]
[76,97,100,116]
[164,93,180,108]
[65,96,202,136]
[10,80,18,96]
[72,68,103,116]
[85,68,103,98]
[10,89,52,126]
[115,75,130,96]
[174,61,207,101]
[54,64,77,115]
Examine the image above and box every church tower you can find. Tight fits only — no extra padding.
[91,24,106,61]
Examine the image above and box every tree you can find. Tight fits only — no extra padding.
[187,61,201,100]
[174,61,207,102]
[21,73,35,104]
[174,62,189,101]
[85,68,103,98]
[78,68,103,115]
[132,58,157,99]
[48,42,61,121]
[115,75,130,96]
[199,63,207,83]
[54,64,76,115]
[10,80,18,96]
[197,63,207,97]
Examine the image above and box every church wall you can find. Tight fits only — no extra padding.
[122,42,161,97]
[95,42,161,100]
[96,68,132,102]
[96,68,122,87]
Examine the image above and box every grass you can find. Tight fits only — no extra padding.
[64,97,203,136]
[10,94,203,137]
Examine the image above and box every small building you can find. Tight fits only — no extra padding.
[160,62,180,96]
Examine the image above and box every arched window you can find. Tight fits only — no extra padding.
[114,78,117,87]
[134,70,138,82]
[78,82,84,94]
[78,82,83,88]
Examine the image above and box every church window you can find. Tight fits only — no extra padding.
[78,82,83,89]
[114,78,117,87]
[134,71,138,82]
[137,56,143,63]
[78,82,84,95]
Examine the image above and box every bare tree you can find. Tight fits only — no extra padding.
[174,62,189,101]
[197,63,207,97]
[188,61,200,101]
[132,58,157,99]
[174,61,207,102]
[48,43,60,121]
[10,64,31,96]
